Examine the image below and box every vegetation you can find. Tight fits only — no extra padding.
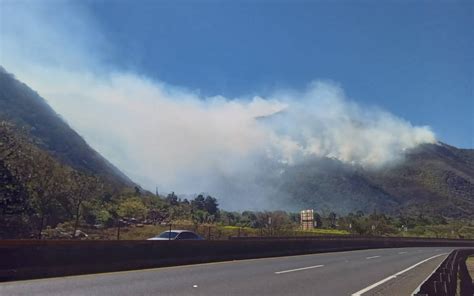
[1,67,473,240]
[1,121,104,238]
[1,120,473,240]
[81,209,474,241]
[466,256,474,279]
[279,143,474,218]
[0,67,132,187]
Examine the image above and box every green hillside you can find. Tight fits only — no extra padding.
[1,64,472,239]
[0,67,133,187]
[278,143,474,218]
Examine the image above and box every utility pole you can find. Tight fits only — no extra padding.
[116,220,121,240]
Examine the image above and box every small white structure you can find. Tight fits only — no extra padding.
[300,209,314,230]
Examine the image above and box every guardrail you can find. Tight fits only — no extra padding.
[229,235,474,242]
[1,238,473,282]
[414,249,474,296]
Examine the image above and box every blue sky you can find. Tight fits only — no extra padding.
[83,0,473,148]
[1,0,472,205]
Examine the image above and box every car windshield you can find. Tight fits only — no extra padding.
[157,231,179,239]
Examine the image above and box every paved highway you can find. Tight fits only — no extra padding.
[0,247,453,296]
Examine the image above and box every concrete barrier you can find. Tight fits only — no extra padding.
[1,238,473,282]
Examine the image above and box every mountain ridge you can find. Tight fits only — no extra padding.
[0,66,133,188]
[1,66,472,218]
[276,142,474,217]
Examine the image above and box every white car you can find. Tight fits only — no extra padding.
[147,230,204,240]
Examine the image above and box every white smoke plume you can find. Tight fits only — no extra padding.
[0,2,436,209]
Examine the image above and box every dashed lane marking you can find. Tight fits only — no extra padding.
[366,256,381,260]
[275,264,324,274]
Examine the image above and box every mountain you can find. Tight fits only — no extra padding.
[276,142,474,218]
[0,67,133,187]
[1,66,472,219]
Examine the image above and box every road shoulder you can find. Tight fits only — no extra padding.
[362,254,447,296]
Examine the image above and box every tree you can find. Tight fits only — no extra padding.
[191,194,206,210]
[147,208,169,224]
[0,158,32,238]
[431,215,447,225]
[25,151,68,239]
[141,194,168,223]
[204,195,219,216]
[269,211,292,233]
[313,212,323,228]
[224,211,237,226]
[328,212,337,228]
[117,197,148,220]
[241,211,258,227]
[134,186,141,195]
[0,123,31,238]
[95,209,114,227]
[288,212,300,224]
[351,217,370,235]
[165,192,179,206]
[67,172,103,238]
[192,209,208,224]
[0,121,72,238]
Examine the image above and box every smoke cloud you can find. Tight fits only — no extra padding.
[0,2,436,209]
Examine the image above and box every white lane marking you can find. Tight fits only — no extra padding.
[0,249,379,286]
[366,256,381,259]
[193,285,198,288]
[275,264,324,274]
[351,253,448,296]
[398,252,408,254]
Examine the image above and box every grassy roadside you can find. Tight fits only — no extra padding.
[47,219,474,240]
[466,256,474,280]
[84,224,351,240]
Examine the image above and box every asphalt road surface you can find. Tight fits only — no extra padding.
[0,247,454,296]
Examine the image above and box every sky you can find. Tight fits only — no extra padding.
[0,0,472,208]
[84,0,473,148]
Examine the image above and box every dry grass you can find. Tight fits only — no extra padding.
[466,256,474,279]
[86,224,351,240]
